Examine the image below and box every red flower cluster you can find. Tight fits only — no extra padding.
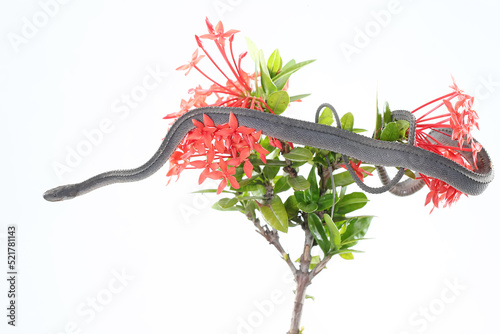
[164,18,278,118]
[167,112,269,194]
[163,18,295,193]
[411,78,481,212]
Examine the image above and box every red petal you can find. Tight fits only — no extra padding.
[229,112,239,129]
[244,160,253,178]
[227,175,239,189]
[203,114,215,127]
[217,178,227,194]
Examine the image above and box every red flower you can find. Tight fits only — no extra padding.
[207,158,239,194]
[411,77,481,212]
[340,161,373,182]
[176,49,204,76]
[200,18,239,47]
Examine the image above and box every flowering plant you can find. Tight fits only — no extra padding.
[164,18,485,333]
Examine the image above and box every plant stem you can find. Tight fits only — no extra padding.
[287,216,314,334]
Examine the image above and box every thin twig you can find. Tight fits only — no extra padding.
[250,216,298,278]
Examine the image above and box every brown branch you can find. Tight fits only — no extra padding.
[250,216,298,279]
[287,215,314,334]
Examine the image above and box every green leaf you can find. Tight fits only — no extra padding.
[305,165,319,203]
[341,216,374,247]
[318,107,334,126]
[245,37,260,64]
[267,90,290,115]
[289,94,311,103]
[212,202,242,212]
[380,122,400,142]
[284,195,299,218]
[324,214,341,252]
[260,196,289,233]
[273,59,316,90]
[259,50,277,96]
[333,167,376,187]
[283,147,313,162]
[288,176,310,191]
[352,128,367,133]
[397,119,410,138]
[297,201,318,213]
[274,175,291,194]
[294,191,305,204]
[217,197,239,209]
[341,112,354,132]
[308,213,330,254]
[335,192,369,215]
[267,49,282,78]
[339,252,354,260]
[317,193,334,211]
[191,189,235,194]
[263,165,280,181]
[404,169,417,179]
[383,101,392,125]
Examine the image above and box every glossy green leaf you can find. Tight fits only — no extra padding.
[380,122,400,142]
[305,165,319,203]
[259,50,277,96]
[267,90,290,115]
[352,128,367,133]
[324,214,341,252]
[212,201,242,211]
[245,37,260,63]
[192,189,235,194]
[263,165,280,181]
[274,175,291,194]
[260,196,289,233]
[335,192,369,215]
[308,213,330,254]
[273,59,316,90]
[341,112,354,132]
[339,252,354,260]
[383,101,392,125]
[397,119,410,138]
[284,195,299,218]
[294,191,305,204]
[267,48,282,77]
[318,107,334,125]
[217,197,239,209]
[288,175,310,190]
[297,201,318,213]
[341,216,374,247]
[289,93,311,102]
[317,193,334,211]
[283,147,313,162]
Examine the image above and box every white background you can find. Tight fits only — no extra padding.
[1,0,499,333]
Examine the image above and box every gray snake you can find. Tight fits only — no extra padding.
[43,104,494,202]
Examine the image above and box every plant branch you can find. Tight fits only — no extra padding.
[250,215,298,279]
[287,215,314,334]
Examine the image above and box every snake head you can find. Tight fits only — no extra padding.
[43,185,79,202]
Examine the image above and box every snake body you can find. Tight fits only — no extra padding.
[43,105,493,202]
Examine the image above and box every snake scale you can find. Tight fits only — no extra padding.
[43,104,494,202]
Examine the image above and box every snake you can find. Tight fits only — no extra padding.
[43,103,494,202]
